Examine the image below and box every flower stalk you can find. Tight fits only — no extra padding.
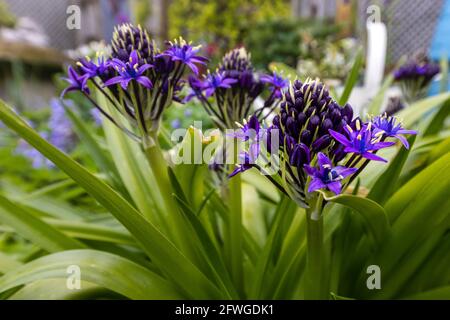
[304,193,328,300]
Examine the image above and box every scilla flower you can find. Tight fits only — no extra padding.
[186,47,287,130]
[105,50,153,89]
[229,79,412,207]
[394,50,440,103]
[305,153,357,195]
[371,114,417,149]
[62,23,207,147]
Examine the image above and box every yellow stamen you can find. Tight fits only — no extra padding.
[346,125,353,133]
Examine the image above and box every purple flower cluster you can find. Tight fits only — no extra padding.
[394,60,440,84]
[230,79,417,205]
[186,47,288,130]
[62,23,208,141]
[394,52,440,102]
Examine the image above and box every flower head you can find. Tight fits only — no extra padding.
[105,50,153,89]
[187,47,281,129]
[261,71,288,98]
[329,120,395,162]
[61,66,90,97]
[77,53,110,79]
[201,71,238,97]
[371,114,417,149]
[219,47,253,73]
[394,51,440,102]
[305,153,357,195]
[162,38,208,75]
[112,23,156,63]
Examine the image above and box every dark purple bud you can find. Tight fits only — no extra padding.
[320,118,333,135]
[300,130,312,145]
[290,143,311,168]
[294,80,303,90]
[273,115,280,127]
[297,112,306,127]
[331,109,342,124]
[285,135,296,152]
[312,134,331,152]
[307,115,320,132]
[342,103,354,122]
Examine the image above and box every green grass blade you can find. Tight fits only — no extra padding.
[0,250,183,299]
[368,136,416,205]
[0,194,85,252]
[397,92,450,127]
[339,47,364,106]
[322,193,389,245]
[43,219,136,246]
[0,99,224,299]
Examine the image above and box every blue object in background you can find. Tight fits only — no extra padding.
[429,0,450,95]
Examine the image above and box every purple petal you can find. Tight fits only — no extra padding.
[308,178,326,193]
[229,167,243,178]
[395,134,410,149]
[120,79,131,90]
[138,64,153,74]
[130,51,139,65]
[136,76,153,89]
[329,129,352,147]
[333,166,358,178]
[327,181,342,195]
[362,152,388,162]
[187,62,199,75]
[104,76,125,87]
[397,129,417,135]
[317,152,332,168]
[372,141,396,151]
[304,165,317,177]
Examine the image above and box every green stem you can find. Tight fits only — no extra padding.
[142,134,188,252]
[304,194,328,300]
[225,140,244,296]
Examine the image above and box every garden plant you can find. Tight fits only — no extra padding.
[0,23,449,300]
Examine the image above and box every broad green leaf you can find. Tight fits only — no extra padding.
[339,47,364,106]
[404,286,450,300]
[173,195,237,299]
[64,104,120,183]
[424,99,450,137]
[397,92,450,127]
[321,193,389,245]
[0,99,223,299]
[385,152,450,223]
[98,92,166,227]
[249,196,298,299]
[9,279,114,300]
[43,219,136,246]
[0,253,23,274]
[368,136,416,205]
[427,135,450,164]
[0,250,183,299]
[0,194,85,252]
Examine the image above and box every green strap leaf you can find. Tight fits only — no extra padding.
[322,193,389,245]
[0,250,183,299]
[339,47,364,106]
[0,98,223,299]
[368,136,416,205]
[0,194,85,252]
[397,92,450,127]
